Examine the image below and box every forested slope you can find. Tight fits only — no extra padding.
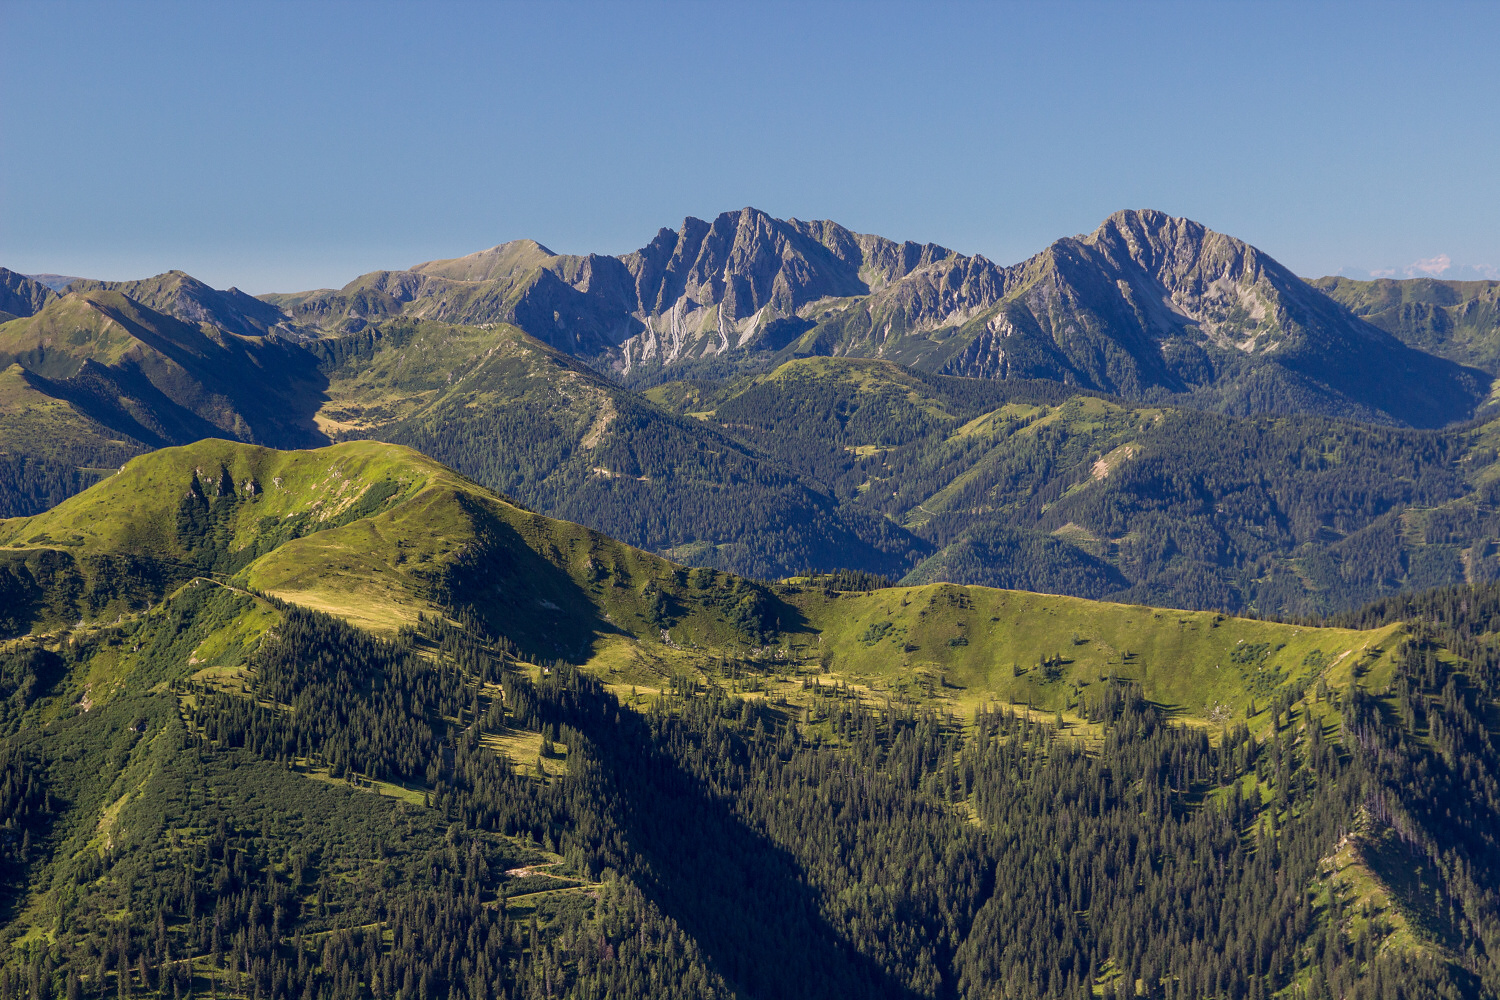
[2,440,1499,999]
[652,357,1500,616]
[309,319,925,581]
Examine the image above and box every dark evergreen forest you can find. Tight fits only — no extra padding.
[673,363,1500,614]
[5,577,1499,999]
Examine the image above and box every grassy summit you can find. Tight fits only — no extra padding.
[0,439,787,658]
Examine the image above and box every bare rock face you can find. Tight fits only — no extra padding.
[612,209,868,369]
[607,209,982,373]
[249,206,1489,427]
[790,207,1483,427]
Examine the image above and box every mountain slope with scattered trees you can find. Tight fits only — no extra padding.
[650,357,1500,615]
[1,440,1499,999]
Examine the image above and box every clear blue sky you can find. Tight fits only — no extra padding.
[2,1,1497,293]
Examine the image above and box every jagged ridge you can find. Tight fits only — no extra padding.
[263,208,1493,427]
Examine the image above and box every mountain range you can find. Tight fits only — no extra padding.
[8,211,1500,998]
[252,208,1493,427]
[12,209,1500,428]
[4,209,1500,612]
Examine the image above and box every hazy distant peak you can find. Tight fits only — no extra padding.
[22,272,87,292]
[1336,257,1500,282]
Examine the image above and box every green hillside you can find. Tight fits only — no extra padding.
[0,364,146,517]
[0,439,788,661]
[2,439,1498,999]
[790,581,1400,725]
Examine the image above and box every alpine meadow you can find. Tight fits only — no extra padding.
[7,199,1500,1000]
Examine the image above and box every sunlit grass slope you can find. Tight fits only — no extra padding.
[785,582,1399,722]
[0,439,790,659]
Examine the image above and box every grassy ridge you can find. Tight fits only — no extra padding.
[0,440,791,664]
[788,582,1398,723]
[0,439,428,555]
[0,439,1404,732]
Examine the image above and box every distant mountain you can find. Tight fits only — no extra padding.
[268,209,1490,428]
[264,209,953,361]
[69,269,317,340]
[0,288,326,450]
[767,210,1488,427]
[0,268,56,321]
[1313,274,1500,373]
[21,272,86,292]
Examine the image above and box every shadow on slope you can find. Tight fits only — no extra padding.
[551,678,929,1000]
[438,492,618,664]
[0,290,331,449]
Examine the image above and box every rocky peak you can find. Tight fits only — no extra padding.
[1083,209,1282,291]
[1008,209,1317,357]
[621,207,872,323]
[0,267,58,320]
